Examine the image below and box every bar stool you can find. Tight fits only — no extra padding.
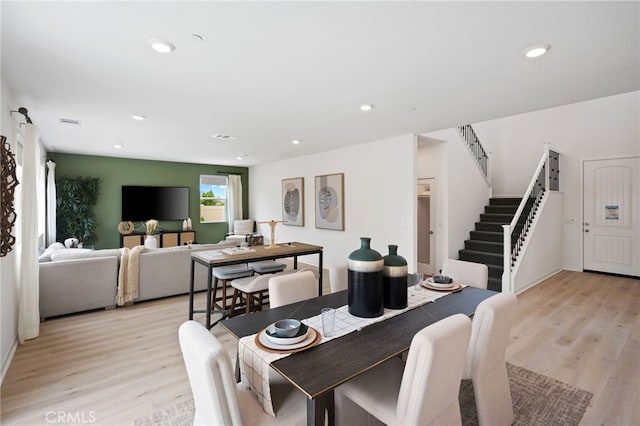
[228,269,296,317]
[211,264,253,310]
[248,260,287,274]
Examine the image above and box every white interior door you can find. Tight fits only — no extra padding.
[583,157,640,276]
[417,178,435,275]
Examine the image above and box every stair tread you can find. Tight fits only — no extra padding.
[459,249,502,258]
[465,239,502,246]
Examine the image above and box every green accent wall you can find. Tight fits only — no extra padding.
[47,153,249,249]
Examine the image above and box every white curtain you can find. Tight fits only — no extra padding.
[18,124,40,342]
[46,160,56,246]
[227,174,243,233]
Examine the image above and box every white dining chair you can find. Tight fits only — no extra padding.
[336,314,472,426]
[178,320,307,426]
[442,259,488,289]
[328,263,348,293]
[268,270,318,308]
[463,292,518,426]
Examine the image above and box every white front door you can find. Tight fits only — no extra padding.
[583,157,640,276]
[417,178,435,275]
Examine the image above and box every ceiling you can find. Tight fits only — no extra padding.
[2,1,638,167]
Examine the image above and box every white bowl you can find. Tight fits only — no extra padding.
[273,319,301,337]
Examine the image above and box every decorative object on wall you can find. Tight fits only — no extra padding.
[117,221,135,235]
[57,176,100,246]
[383,245,408,309]
[282,177,304,226]
[1,135,19,257]
[347,237,384,318]
[314,173,344,231]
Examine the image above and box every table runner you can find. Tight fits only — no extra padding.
[238,285,463,416]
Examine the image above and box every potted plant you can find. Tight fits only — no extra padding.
[144,219,159,248]
[56,176,100,247]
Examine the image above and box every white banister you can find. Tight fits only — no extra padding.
[501,143,552,293]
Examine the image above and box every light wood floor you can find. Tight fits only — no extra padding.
[1,270,638,425]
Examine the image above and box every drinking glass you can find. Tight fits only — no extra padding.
[321,308,335,337]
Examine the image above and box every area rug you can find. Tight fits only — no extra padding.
[134,363,592,426]
[460,363,593,426]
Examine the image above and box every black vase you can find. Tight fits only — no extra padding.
[348,237,384,318]
[383,245,408,309]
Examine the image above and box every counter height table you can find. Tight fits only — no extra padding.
[189,242,323,329]
[220,285,497,426]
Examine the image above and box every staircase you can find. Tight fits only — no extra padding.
[458,197,535,291]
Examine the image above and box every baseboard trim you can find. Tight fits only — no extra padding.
[1,337,18,385]
[515,267,563,295]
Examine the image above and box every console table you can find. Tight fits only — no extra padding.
[120,230,196,248]
[189,242,323,329]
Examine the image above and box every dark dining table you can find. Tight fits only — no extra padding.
[220,285,497,426]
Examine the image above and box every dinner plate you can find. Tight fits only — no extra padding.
[421,282,463,292]
[257,327,318,351]
[425,277,456,289]
[265,323,310,345]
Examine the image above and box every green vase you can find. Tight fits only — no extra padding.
[348,237,384,318]
[383,245,408,309]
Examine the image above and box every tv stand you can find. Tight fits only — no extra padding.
[121,230,196,249]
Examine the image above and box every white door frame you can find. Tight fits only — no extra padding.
[417,178,436,275]
[581,154,640,275]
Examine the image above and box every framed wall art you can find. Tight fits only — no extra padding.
[282,177,304,226]
[315,173,344,231]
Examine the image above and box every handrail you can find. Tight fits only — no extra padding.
[502,143,552,293]
[457,124,488,178]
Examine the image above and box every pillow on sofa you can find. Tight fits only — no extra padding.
[38,242,66,262]
[50,248,122,262]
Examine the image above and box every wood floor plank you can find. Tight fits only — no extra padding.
[2,269,638,425]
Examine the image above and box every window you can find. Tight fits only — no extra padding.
[199,175,227,223]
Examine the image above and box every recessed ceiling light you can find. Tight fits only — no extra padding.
[190,34,203,42]
[59,117,81,126]
[131,115,145,121]
[114,142,124,149]
[291,140,301,145]
[236,156,243,161]
[149,39,175,53]
[360,104,373,111]
[213,134,235,140]
[523,44,551,58]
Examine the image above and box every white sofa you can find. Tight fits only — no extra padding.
[135,242,236,302]
[38,240,239,319]
[38,244,122,319]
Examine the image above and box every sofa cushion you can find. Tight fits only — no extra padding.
[38,242,66,262]
[50,248,122,262]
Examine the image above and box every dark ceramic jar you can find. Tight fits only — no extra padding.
[348,237,384,318]
[383,245,408,309]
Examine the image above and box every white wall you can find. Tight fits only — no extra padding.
[417,129,492,269]
[1,76,20,382]
[249,135,416,271]
[513,191,564,293]
[472,91,640,271]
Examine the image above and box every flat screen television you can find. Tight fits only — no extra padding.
[122,186,189,221]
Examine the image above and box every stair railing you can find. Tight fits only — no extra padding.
[502,143,559,293]
[457,124,488,178]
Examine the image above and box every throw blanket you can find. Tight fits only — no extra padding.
[117,246,144,305]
